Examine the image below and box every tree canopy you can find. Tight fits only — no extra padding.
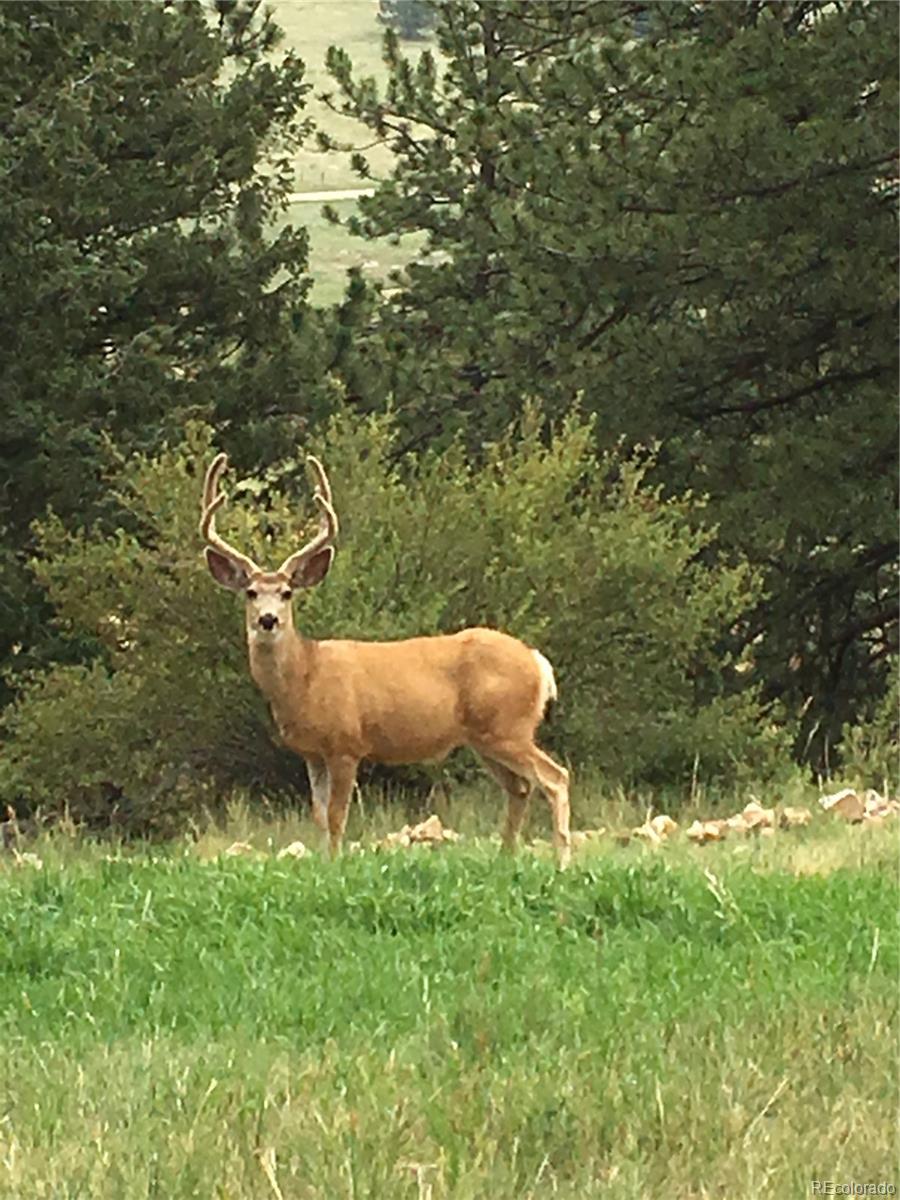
[0,0,316,700]
[324,0,898,765]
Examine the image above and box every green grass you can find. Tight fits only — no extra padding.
[272,0,407,194]
[1,804,897,1198]
[291,198,427,306]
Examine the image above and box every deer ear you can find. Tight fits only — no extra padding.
[205,547,250,592]
[288,546,334,589]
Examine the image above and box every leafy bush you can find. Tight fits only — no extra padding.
[0,408,786,833]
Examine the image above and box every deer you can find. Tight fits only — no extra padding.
[200,451,572,868]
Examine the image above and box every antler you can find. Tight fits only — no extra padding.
[277,456,339,576]
[199,453,262,577]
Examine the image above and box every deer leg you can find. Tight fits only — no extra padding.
[305,756,330,845]
[324,755,359,859]
[479,755,532,852]
[476,743,571,869]
[529,747,571,869]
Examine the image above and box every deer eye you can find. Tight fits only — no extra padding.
[281,590,293,602]
[246,588,257,600]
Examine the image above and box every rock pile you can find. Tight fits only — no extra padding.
[818,788,898,825]
[377,814,461,850]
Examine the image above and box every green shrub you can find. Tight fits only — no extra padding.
[0,408,786,833]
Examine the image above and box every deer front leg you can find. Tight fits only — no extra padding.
[324,755,359,859]
[305,756,330,849]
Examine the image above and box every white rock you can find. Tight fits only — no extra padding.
[223,841,256,857]
[632,822,663,845]
[14,851,43,870]
[276,840,309,860]
[742,801,776,830]
[650,814,678,839]
[863,789,890,818]
[818,788,864,822]
[779,806,812,829]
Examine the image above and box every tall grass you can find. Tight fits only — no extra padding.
[0,803,896,1198]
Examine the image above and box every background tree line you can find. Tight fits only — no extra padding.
[0,0,895,831]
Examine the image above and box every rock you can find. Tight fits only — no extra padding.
[379,815,461,850]
[632,822,663,845]
[223,841,256,857]
[416,817,445,841]
[13,851,43,870]
[686,819,727,844]
[725,813,751,835]
[276,840,309,860]
[383,828,412,848]
[409,814,460,844]
[412,814,444,841]
[818,788,864,823]
[650,814,678,839]
[571,830,607,849]
[571,829,605,847]
[759,826,776,839]
[779,806,812,829]
[863,789,891,818]
[742,801,776,830]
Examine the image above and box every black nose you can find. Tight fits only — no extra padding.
[258,614,278,631]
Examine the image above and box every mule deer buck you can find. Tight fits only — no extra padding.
[200,452,571,867]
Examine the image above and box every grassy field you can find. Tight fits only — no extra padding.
[268,0,431,303]
[272,0,404,194]
[1,792,897,1199]
[292,198,427,307]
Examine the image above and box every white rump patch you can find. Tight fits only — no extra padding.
[532,649,558,712]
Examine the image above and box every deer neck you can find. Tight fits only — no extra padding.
[248,629,314,713]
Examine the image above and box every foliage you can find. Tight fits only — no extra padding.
[322,0,898,767]
[377,0,438,41]
[0,410,782,832]
[0,0,327,708]
[839,657,899,792]
[0,838,896,1194]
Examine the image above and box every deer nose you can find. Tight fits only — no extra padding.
[258,613,279,631]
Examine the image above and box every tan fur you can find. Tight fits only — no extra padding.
[201,459,571,866]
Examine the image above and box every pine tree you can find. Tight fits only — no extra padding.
[0,0,317,699]
[325,0,898,763]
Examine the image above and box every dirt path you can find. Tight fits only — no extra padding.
[287,188,375,203]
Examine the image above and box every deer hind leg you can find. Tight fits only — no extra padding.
[479,755,533,852]
[478,742,571,869]
[324,755,359,859]
[530,747,571,869]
